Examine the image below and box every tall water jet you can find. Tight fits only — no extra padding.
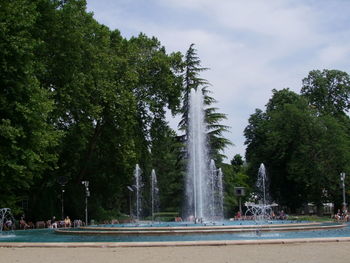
[133,164,143,220]
[150,169,160,221]
[186,88,210,220]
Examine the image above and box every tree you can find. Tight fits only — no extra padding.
[179,44,231,163]
[0,0,60,212]
[301,69,350,116]
[244,87,350,212]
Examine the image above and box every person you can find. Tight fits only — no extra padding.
[175,217,183,222]
[64,216,71,227]
[20,216,29,230]
[235,211,242,219]
[334,209,342,221]
[4,219,13,230]
[271,211,276,219]
[279,210,286,220]
[51,216,58,228]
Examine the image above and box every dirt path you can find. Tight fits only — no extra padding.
[2,242,350,263]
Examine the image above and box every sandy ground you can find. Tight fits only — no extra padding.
[1,242,350,263]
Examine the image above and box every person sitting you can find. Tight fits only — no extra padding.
[271,211,276,220]
[334,209,342,221]
[64,216,72,227]
[20,217,29,230]
[175,217,183,222]
[4,219,13,230]
[51,216,58,228]
[235,211,242,220]
[279,210,287,220]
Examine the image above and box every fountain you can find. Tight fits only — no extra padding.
[0,208,15,233]
[217,168,224,218]
[245,163,276,220]
[3,90,346,246]
[46,94,348,246]
[185,88,225,221]
[133,164,143,220]
[209,160,224,219]
[150,169,160,221]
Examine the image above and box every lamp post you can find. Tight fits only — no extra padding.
[81,181,90,226]
[127,186,134,218]
[57,176,68,220]
[234,187,246,214]
[340,172,346,211]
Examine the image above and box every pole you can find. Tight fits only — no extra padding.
[341,173,346,211]
[129,191,132,218]
[61,187,65,220]
[82,181,89,226]
[85,194,88,226]
[239,197,242,214]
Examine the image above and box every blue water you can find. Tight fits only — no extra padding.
[0,222,349,243]
[96,220,301,228]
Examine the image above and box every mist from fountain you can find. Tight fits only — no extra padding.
[151,169,160,221]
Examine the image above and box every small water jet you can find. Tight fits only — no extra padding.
[209,160,224,220]
[217,168,224,218]
[133,164,143,220]
[0,208,15,235]
[245,163,275,221]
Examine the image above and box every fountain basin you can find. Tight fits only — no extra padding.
[1,221,349,247]
[54,221,344,236]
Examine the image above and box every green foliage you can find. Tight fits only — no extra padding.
[245,87,350,212]
[0,0,61,211]
[222,155,250,217]
[0,0,191,221]
[301,69,350,116]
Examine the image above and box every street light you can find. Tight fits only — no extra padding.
[234,187,246,214]
[58,176,68,220]
[127,186,134,218]
[340,172,346,211]
[81,181,90,226]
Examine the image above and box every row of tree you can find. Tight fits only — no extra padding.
[0,0,231,221]
[2,0,348,221]
[244,69,350,213]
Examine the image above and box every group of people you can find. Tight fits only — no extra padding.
[334,209,350,222]
[17,215,73,230]
[49,216,72,228]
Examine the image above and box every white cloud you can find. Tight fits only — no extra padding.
[87,0,350,160]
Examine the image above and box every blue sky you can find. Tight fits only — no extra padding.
[86,0,350,161]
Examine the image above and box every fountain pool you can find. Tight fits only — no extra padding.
[0,221,349,246]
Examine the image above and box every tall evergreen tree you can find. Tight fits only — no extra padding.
[179,44,231,163]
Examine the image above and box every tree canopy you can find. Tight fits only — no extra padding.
[1,0,231,221]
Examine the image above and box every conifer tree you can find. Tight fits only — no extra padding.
[179,44,231,162]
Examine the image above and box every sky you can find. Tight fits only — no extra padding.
[86,0,350,161]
